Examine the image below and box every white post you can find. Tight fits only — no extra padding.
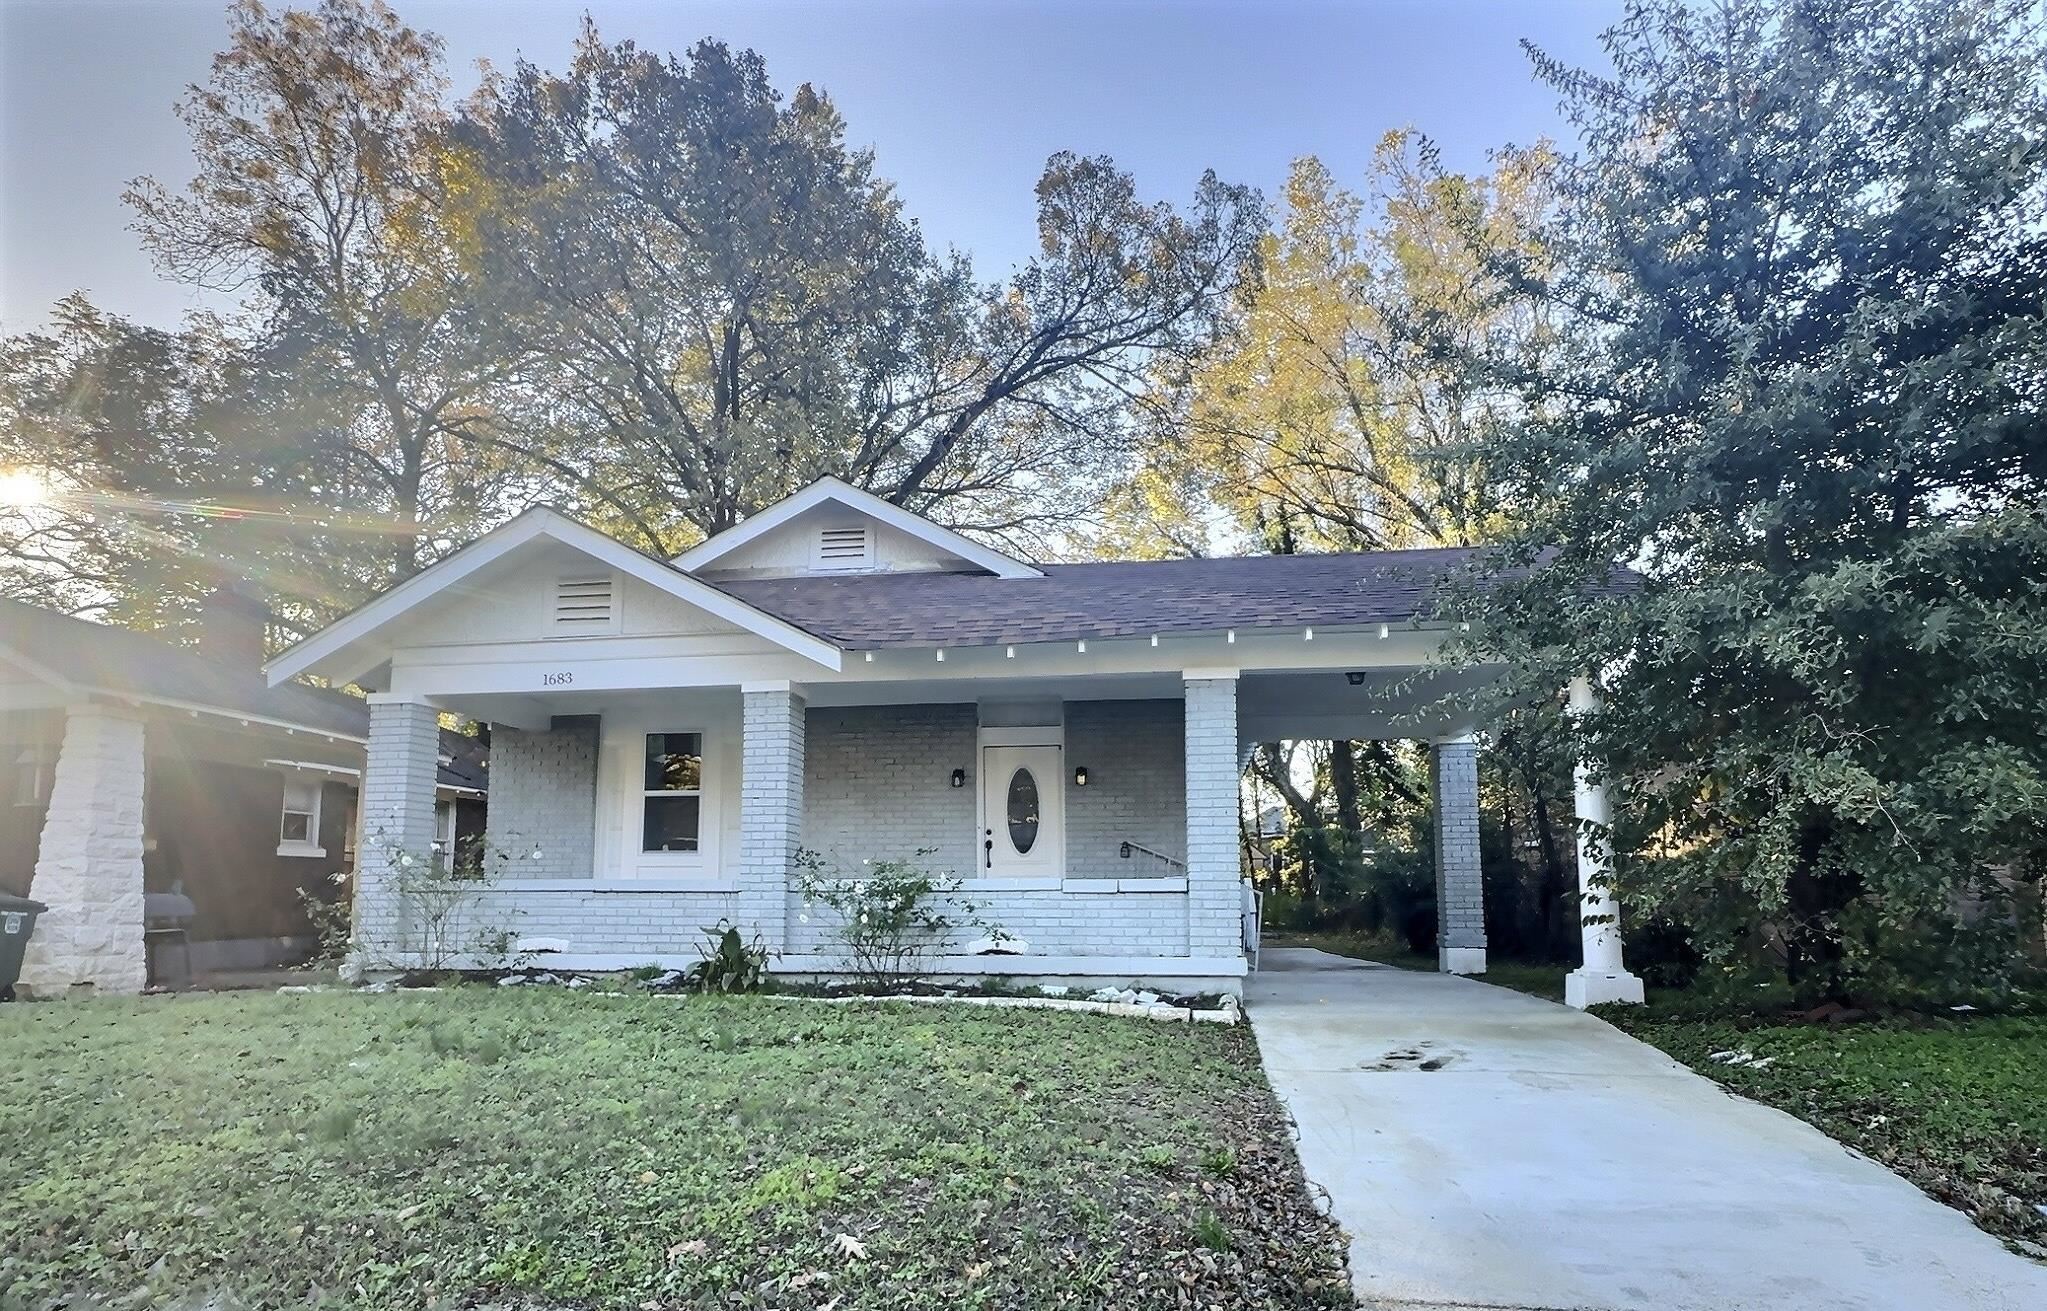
[740,680,806,954]
[18,705,149,997]
[357,694,442,972]
[1565,677,1644,1008]
[1431,732,1487,974]
[1183,669,1244,965]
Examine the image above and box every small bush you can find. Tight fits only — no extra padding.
[1192,1211,1231,1252]
[682,921,769,993]
[794,848,1007,991]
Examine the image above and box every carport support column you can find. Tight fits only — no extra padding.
[740,681,805,953]
[18,704,148,997]
[1565,677,1645,1008]
[358,694,441,969]
[1183,670,1244,961]
[1431,733,1487,974]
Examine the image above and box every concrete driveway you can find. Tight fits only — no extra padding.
[1248,947,2047,1311]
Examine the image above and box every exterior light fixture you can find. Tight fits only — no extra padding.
[1150,634,1159,647]
[1304,626,1315,641]
[864,651,874,662]
[935,649,946,662]
[1346,671,1367,686]
[1073,765,1089,787]
[1378,623,1390,640]
[1077,639,1087,653]
[1006,645,1016,658]
[950,768,966,788]
[1226,629,1237,644]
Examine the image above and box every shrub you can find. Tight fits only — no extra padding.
[682,921,770,993]
[794,849,1005,991]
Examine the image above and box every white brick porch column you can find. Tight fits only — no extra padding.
[740,681,806,953]
[358,694,441,967]
[18,705,148,997]
[1183,670,1244,960]
[1432,732,1488,974]
[1565,676,1645,1008]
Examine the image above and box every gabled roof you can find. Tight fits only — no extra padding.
[0,598,368,738]
[265,506,844,687]
[673,476,1044,579]
[715,548,1609,649]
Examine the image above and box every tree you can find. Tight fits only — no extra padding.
[1110,136,1550,558]
[1463,0,2047,1000]
[126,0,519,588]
[450,29,1264,553]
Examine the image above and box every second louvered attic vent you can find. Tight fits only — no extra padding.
[554,574,618,633]
[814,525,873,571]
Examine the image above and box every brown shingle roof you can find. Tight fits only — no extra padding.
[714,547,1506,649]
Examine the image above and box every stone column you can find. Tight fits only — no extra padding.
[1431,732,1487,974]
[1183,670,1244,962]
[1565,676,1645,1007]
[18,705,148,997]
[358,694,441,969]
[740,681,806,953]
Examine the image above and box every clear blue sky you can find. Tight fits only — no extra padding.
[0,0,1621,332]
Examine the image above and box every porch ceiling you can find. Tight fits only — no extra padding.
[1237,666,1500,742]
[434,665,1496,744]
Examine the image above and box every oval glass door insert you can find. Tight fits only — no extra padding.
[1006,768,1041,854]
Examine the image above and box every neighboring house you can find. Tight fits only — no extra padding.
[257,476,1644,1004]
[1247,804,1291,876]
[0,590,484,994]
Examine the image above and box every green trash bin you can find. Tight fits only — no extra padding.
[0,893,48,1001]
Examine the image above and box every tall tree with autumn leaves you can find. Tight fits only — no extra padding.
[1105,133,1550,559]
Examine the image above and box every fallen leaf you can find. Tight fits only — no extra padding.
[832,1232,868,1260]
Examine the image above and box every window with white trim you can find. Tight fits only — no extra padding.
[553,573,620,634]
[641,732,704,853]
[278,777,325,856]
[13,747,53,808]
[431,798,457,872]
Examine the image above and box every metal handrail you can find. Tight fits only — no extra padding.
[1117,840,1187,870]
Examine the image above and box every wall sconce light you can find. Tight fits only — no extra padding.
[950,768,966,788]
[1346,671,1367,686]
[1073,765,1089,787]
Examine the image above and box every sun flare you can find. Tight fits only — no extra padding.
[0,468,51,508]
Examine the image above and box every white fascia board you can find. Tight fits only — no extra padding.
[673,475,1043,579]
[265,508,842,687]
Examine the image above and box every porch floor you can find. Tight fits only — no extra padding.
[1246,948,2046,1311]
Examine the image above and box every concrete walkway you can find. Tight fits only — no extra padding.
[1248,947,2047,1311]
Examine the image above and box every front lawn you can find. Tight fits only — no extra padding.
[0,989,1349,1310]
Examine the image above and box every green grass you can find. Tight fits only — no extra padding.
[1604,1007,2047,1256]
[0,988,1349,1310]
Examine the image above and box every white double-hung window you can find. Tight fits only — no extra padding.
[641,732,704,855]
[278,777,325,857]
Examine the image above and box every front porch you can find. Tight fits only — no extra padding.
[357,663,1512,994]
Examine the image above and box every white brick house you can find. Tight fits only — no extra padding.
[268,477,1645,1003]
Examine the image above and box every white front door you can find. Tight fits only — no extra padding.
[980,744,1063,878]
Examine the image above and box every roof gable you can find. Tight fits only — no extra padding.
[265,508,843,688]
[674,477,1042,580]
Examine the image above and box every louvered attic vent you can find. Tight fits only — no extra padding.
[814,525,873,571]
[553,574,617,633]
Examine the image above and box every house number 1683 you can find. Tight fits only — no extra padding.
[541,671,574,687]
